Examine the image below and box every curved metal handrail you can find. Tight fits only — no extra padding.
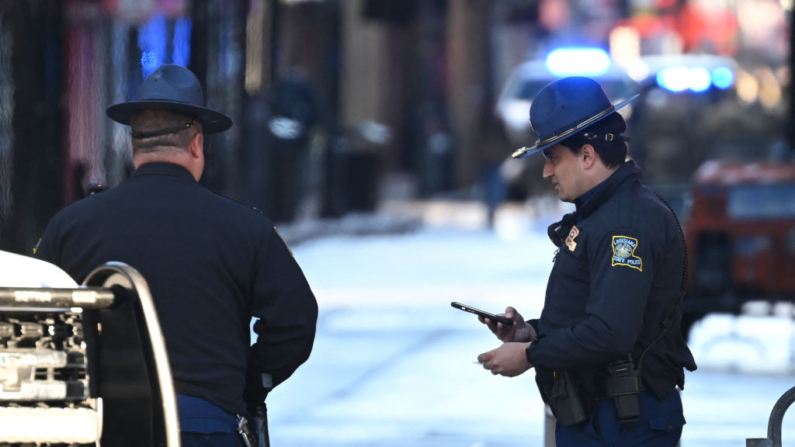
[0,287,115,309]
[747,386,795,447]
[84,262,181,447]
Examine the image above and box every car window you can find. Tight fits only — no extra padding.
[728,184,795,219]
[517,80,552,101]
[517,78,635,102]
[600,80,636,99]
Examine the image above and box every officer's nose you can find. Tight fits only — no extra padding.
[542,158,553,179]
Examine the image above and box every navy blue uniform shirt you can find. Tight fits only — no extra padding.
[527,161,696,400]
[36,162,318,416]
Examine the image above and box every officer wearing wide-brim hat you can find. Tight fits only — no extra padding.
[107,63,233,136]
[36,64,318,447]
[470,76,696,446]
[511,75,637,160]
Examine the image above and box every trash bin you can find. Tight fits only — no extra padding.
[346,122,387,212]
[321,122,387,217]
[408,104,455,197]
[321,129,350,218]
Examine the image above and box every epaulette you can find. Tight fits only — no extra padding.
[207,190,275,223]
[204,191,293,254]
[86,183,109,196]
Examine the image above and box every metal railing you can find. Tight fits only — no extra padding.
[0,262,181,447]
[747,386,795,447]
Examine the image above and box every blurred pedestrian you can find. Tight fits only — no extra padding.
[35,64,318,447]
[477,113,510,229]
[473,76,696,446]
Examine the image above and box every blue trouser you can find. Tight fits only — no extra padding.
[178,394,245,447]
[556,389,685,447]
[182,432,244,447]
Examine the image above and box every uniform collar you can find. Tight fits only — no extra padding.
[131,162,196,181]
[576,160,641,221]
[547,161,640,246]
[574,182,603,214]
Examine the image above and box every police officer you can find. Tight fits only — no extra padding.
[474,76,696,446]
[35,64,318,447]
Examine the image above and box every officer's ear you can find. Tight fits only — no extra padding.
[188,131,204,162]
[580,144,596,169]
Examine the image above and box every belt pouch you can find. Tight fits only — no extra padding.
[606,361,641,423]
[547,371,587,427]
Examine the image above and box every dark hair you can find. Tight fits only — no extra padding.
[129,110,201,156]
[559,113,628,169]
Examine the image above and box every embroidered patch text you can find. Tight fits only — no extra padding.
[611,236,642,271]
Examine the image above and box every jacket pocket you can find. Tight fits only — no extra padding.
[557,243,589,283]
[648,412,686,432]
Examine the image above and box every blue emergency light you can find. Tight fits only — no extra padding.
[656,67,689,92]
[688,67,711,92]
[546,48,611,77]
[656,65,735,93]
[711,67,734,89]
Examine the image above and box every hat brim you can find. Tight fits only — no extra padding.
[512,94,639,159]
[106,100,233,134]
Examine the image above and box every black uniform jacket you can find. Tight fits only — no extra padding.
[36,162,318,415]
[526,161,697,400]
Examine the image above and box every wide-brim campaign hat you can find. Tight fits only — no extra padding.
[512,76,638,159]
[106,64,233,134]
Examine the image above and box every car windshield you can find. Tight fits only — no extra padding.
[517,78,635,101]
[517,80,552,101]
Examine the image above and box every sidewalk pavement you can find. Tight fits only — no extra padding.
[276,197,572,247]
[275,210,421,247]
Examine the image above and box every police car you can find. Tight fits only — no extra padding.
[496,48,640,146]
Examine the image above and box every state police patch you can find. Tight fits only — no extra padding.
[611,236,642,271]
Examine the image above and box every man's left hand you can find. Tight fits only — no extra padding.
[478,342,533,377]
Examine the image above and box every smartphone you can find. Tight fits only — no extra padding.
[451,302,514,326]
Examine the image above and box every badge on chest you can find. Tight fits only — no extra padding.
[565,226,579,252]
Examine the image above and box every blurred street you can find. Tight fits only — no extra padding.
[1,1,794,446]
[262,202,795,447]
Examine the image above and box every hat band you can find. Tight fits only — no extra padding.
[534,104,616,149]
[131,119,196,139]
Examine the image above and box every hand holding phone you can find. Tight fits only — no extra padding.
[451,302,514,326]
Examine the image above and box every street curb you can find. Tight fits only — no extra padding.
[276,212,423,247]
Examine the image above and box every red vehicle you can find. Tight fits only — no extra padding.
[681,160,795,337]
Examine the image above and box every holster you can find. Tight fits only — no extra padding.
[536,370,587,427]
[252,404,270,447]
[244,366,272,447]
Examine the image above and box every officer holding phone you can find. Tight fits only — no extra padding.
[473,76,696,446]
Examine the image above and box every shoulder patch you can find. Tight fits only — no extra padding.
[611,236,642,271]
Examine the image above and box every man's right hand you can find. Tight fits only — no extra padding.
[478,306,536,343]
